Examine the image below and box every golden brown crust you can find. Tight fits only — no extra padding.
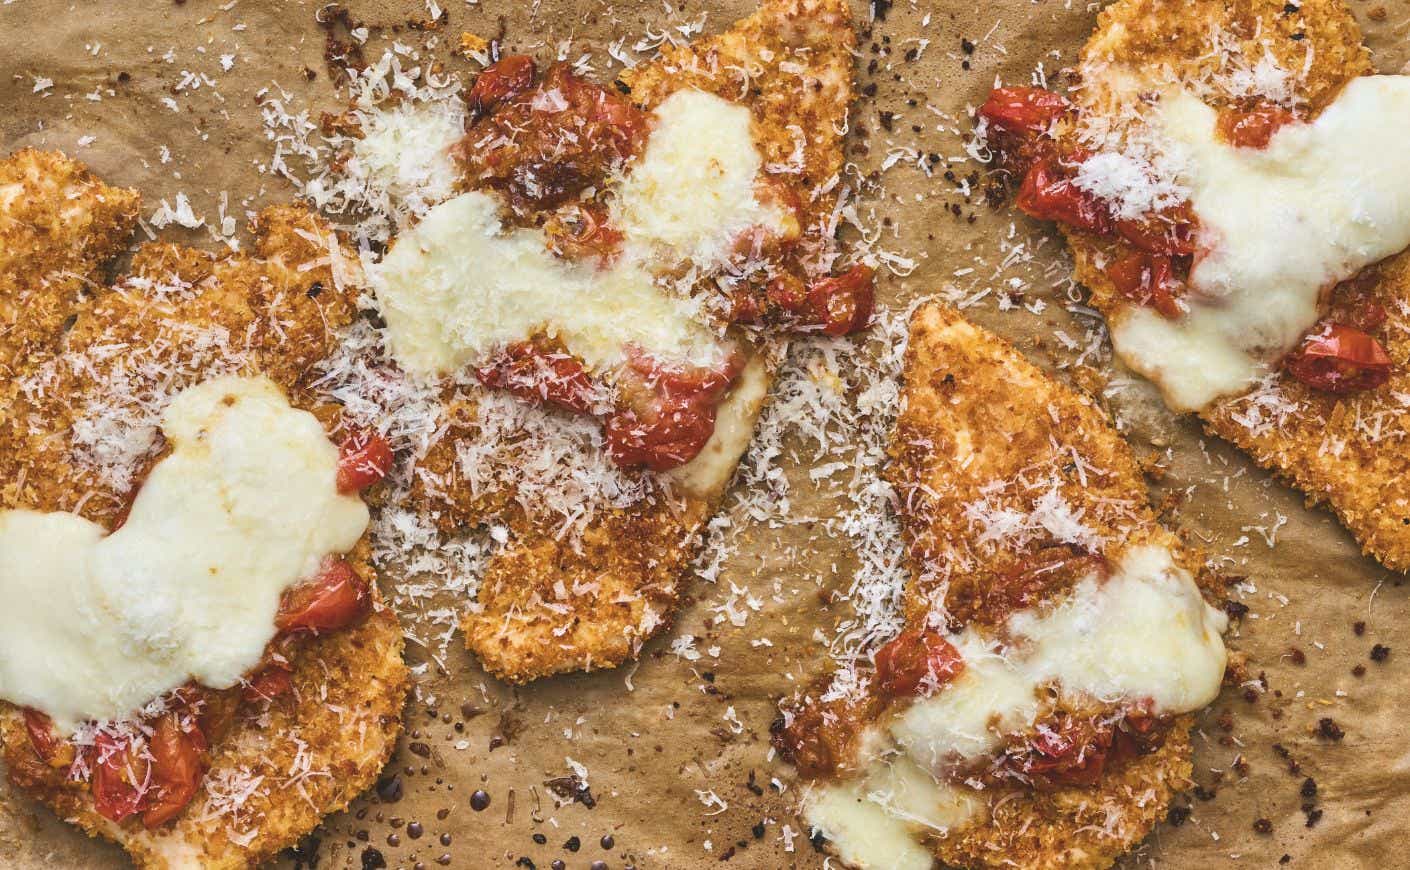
[0,172,408,868]
[1066,0,1410,571]
[442,0,860,683]
[0,149,140,373]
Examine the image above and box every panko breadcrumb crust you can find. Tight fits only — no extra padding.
[787,304,1223,870]
[1065,0,1410,571]
[443,0,860,683]
[0,158,408,870]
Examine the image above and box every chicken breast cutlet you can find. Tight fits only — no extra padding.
[393,0,860,683]
[1001,0,1410,571]
[0,187,408,869]
[775,305,1229,870]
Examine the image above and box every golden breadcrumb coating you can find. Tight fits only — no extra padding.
[1065,0,1410,571]
[0,148,139,426]
[439,0,859,683]
[0,182,408,868]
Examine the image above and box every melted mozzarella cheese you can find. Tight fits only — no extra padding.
[805,544,1227,867]
[1113,76,1410,411]
[372,89,781,378]
[372,191,725,376]
[614,89,785,266]
[0,376,368,732]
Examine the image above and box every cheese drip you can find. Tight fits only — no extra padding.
[805,544,1228,869]
[371,88,784,377]
[0,376,369,732]
[1112,76,1410,411]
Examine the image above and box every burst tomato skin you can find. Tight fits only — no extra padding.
[1217,102,1298,149]
[978,87,1071,135]
[1106,251,1183,320]
[1114,204,1197,257]
[22,708,60,763]
[1015,158,1113,236]
[275,558,371,634]
[807,265,876,336]
[90,733,146,823]
[468,54,537,115]
[475,341,602,415]
[873,628,965,698]
[242,664,294,703]
[139,714,206,828]
[336,430,393,494]
[604,351,740,472]
[1285,323,1394,395]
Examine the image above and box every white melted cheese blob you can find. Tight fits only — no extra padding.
[0,376,369,732]
[372,89,783,377]
[1113,76,1410,411]
[806,544,1228,869]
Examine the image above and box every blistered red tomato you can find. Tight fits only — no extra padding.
[243,664,294,703]
[275,558,371,634]
[605,351,740,472]
[468,54,537,115]
[807,265,876,336]
[978,87,1071,135]
[90,733,146,823]
[873,628,965,698]
[475,341,603,415]
[1284,323,1394,395]
[22,708,60,762]
[140,714,206,828]
[1015,157,1112,236]
[1106,251,1183,320]
[336,430,393,494]
[1114,204,1197,257]
[1217,102,1298,149]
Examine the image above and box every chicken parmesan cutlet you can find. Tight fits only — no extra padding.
[774,305,1230,869]
[360,0,864,682]
[977,0,1410,571]
[0,160,408,869]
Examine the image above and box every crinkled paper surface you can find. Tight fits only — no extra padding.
[2,0,1409,867]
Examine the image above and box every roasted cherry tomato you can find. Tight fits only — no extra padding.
[807,265,876,336]
[873,628,965,698]
[475,341,603,415]
[1217,102,1298,149]
[1113,203,1197,257]
[604,351,740,471]
[1106,251,1183,320]
[765,273,811,315]
[90,733,146,823]
[468,54,537,115]
[336,430,393,494]
[1284,323,1394,395]
[1015,157,1112,235]
[978,87,1071,135]
[1021,719,1113,788]
[140,713,206,828]
[22,708,61,763]
[275,558,371,634]
[242,664,294,703]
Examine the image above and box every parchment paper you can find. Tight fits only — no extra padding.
[3,0,1410,867]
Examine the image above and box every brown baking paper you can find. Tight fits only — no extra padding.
[3,0,1410,867]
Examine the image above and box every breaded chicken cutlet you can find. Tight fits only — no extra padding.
[375,0,861,683]
[0,160,408,869]
[775,305,1229,870]
[982,0,1410,571]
